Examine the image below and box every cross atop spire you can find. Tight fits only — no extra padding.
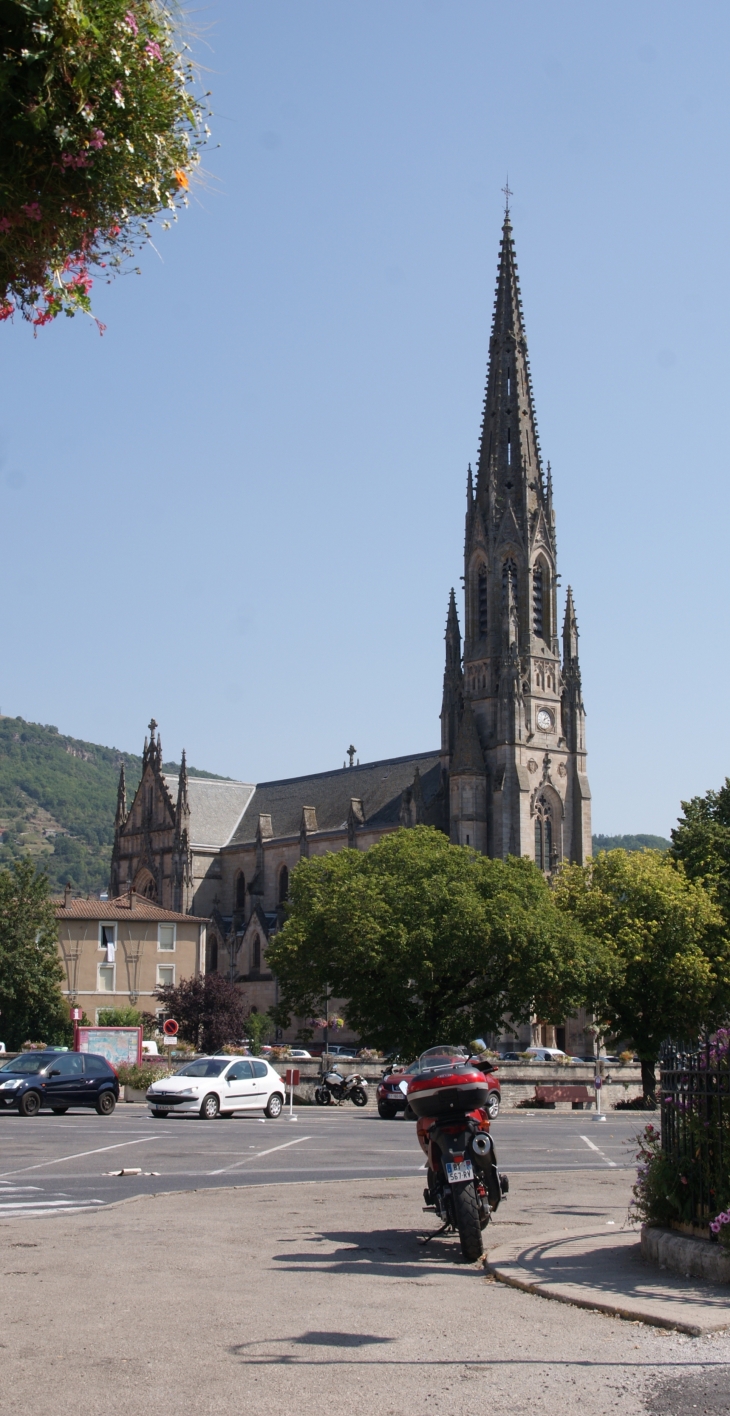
[501,177,513,215]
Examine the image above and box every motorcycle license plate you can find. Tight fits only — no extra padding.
[444,1160,474,1184]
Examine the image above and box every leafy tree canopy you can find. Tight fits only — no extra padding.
[0,858,68,1048]
[671,779,730,923]
[155,973,246,1055]
[553,849,730,1098]
[267,826,604,1058]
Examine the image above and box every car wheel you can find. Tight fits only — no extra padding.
[151,1109,169,1118]
[486,1093,500,1119]
[377,1101,397,1119]
[200,1092,220,1120]
[265,1092,283,1118]
[95,1091,116,1116]
[18,1091,41,1117]
[403,1102,417,1121]
[51,1107,69,1115]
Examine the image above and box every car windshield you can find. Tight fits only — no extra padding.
[0,1054,52,1074]
[175,1059,229,1078]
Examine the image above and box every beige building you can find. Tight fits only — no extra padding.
[55,891,208,1024]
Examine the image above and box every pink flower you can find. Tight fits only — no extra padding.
[0,217,11,233]
[89,129,106,150]
[61,153,90,169]
[124,10,138,34]
[0,301,13,322]
[711,1220,721,1233]
[112,83,124,108]
[145,40,162,61]
[22,202,42,221]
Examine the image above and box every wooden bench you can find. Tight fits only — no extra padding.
[534,1084,594,1111]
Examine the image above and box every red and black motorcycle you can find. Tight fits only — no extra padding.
[406,1047,508,1261]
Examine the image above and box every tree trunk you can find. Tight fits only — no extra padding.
[641,1056,657,1106]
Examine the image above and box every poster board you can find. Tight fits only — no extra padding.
[74,1026,142,1067]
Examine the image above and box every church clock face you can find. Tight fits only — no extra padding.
[536,708,553,732]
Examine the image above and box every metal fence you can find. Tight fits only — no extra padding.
[660,1037,730,1228]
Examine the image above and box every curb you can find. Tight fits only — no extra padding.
[641,1226,730,1286]
[485,1226,730,1336]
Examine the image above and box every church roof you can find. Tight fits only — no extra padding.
[162,775,256,849]
[227,751,442,845]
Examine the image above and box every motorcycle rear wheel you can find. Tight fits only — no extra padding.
[451,1183,484,1262]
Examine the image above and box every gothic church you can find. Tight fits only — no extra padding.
[110,209,591,1008]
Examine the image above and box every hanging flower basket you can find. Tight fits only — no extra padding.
[0,0,210,330]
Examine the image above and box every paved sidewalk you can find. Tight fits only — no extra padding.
[1,1169,729,1416]
[486,1227,730,1335]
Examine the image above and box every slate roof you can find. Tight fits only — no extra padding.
[227,751,443,845]
[162,776,255,849]
[54,893,206,923]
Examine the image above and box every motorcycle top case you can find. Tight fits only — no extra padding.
[407,1064,490,1119]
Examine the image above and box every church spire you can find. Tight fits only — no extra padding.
[176,749,190,829]
[475,207,544,540]
[440,588,463,770]
[562,586,580,669]
[114,762,127,829]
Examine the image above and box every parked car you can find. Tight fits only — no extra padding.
[377,1053,502,1120]
[0,1050,119,1116]
[500,1051,523,1061]
[146,1055,286,1119]
[325,1046,359,1058]
[287,1048,312,1059]
[523,1047,573,1062]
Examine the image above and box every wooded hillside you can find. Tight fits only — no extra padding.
[0,716,224,895]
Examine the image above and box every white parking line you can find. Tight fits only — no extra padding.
[579,1134,617,1167]
[209,1136,311,1175]
[0,1136,163,1179]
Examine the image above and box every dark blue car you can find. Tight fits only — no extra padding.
[0,1050,119,1116]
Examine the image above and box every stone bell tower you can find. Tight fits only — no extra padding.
[441,201,591,867]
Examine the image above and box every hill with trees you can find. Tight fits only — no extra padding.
[592,833,671,855]
[0,716,225,896]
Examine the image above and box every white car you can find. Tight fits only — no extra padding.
[523,1047,573,1062]
[287,1048,311,1059]
[146,1056,286,1119]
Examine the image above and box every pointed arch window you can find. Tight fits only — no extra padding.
[534,795,553,873]
[278,865,289,903]
[478,565,488,637]
[235,871,246,909]
[252,935,261,971]
[533,565,543,637]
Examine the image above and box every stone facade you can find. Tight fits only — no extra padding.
[108,209,591,1048]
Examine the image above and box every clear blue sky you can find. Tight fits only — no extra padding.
[1,1,727,838]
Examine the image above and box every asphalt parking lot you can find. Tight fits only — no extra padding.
[0,1103,648,1218]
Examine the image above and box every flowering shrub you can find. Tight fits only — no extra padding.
[0,0,209,329]
[311,1016,344,1031]
[21,1039,48,1049]
[710,1211,730,1250]
[116,1062,170,1089]
[631,1121,730,1229]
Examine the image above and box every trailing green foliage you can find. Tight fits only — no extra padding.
[553,850,730,1099]
[0,0,210,328]
[0,858,68,1048]
[0,714,224,894]
[593,833,671,854]
[116,1061,169,1089]
[267,827,606,1057]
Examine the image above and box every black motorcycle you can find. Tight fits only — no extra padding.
[314,1068,369,1106]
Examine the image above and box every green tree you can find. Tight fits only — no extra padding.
[267,827,604,1058]
[244,1009,274,1056]
[97,1006,143,1027]
[0,858,68,1048]
[672,779,730,922]
[553,850,730,1100]
[155,974,246,1054]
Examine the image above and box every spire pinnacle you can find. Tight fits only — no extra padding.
[114,762,127,828]
[562,586,579,666]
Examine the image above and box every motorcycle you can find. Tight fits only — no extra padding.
[314,1068,369,1107]
[405,1053,508,1262]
